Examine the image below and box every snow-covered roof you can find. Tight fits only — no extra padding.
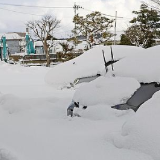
[35,40,68,47]
[0,32,25,40]
[35,41,43,47]
[75,41,89,50]
[35,40,88,51]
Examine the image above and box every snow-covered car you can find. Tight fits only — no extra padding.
[72,76,140,111]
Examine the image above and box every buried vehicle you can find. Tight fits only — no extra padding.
[65,45,160,116]
[112,82,160,111]
[67,76,140,116]
[68,77,160,116]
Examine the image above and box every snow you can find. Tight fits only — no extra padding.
[114,45,160,83]
[13,52,26,56]
[0,33,24,40]
[0,149,17,160]
[73,76,140,106]
[45,45,144,88]
[34,40,88,54]
[75,41,90,50]
[1,44,160,160]
[35,40,70,54]
[34,40,43,47]
[111,90,160,160]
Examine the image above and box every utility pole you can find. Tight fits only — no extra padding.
[114,11,117,45]
[73,3,83,48]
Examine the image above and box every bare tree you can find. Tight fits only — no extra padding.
[26,15,60,67]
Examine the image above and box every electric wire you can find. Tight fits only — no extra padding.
[82,8,132,19]
[0,2,73,9]
[0,2,133,20]
[0,7,44,16]
[0,2,136,38]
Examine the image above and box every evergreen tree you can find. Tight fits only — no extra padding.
[120,34,133,45]
[73,11,113,48]
[124,4,160,48]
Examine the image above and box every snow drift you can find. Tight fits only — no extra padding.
[0,45,158,160]
[112,90,160,160]
[114,45,160,83]
[45,45,143,87]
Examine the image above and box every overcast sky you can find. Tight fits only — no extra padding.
[0,0,152,38]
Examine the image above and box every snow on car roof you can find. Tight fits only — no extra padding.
[45,45,144,87]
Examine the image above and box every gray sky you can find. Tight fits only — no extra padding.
[0,0,151,38]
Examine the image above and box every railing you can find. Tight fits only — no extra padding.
[9,51,84,66]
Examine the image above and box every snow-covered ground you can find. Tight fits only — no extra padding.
[45,45,144,88]
[112,91,160,160]
[0,45,160,160]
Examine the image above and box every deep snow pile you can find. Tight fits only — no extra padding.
[112,90,160,160]
[73,76,140,106]
[45,45,143,87]
[1,45,160,160]
[0,92,153,160]
[0,148,17,160]
[0,61,49,86]
[114,45,160,83]
[0,61,55,98]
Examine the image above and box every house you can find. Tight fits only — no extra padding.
[34,40,62,54]
[0,32,26,54]
[34,40,72,54]
[34,39,89,55]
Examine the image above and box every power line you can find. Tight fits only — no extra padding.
[0,7,44,16]
[0,2,132,19]
[141,1,160,12]
[0,2,73,9]
[0,2,132,36]
[150,0,160,6]
[83,8,132,19]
